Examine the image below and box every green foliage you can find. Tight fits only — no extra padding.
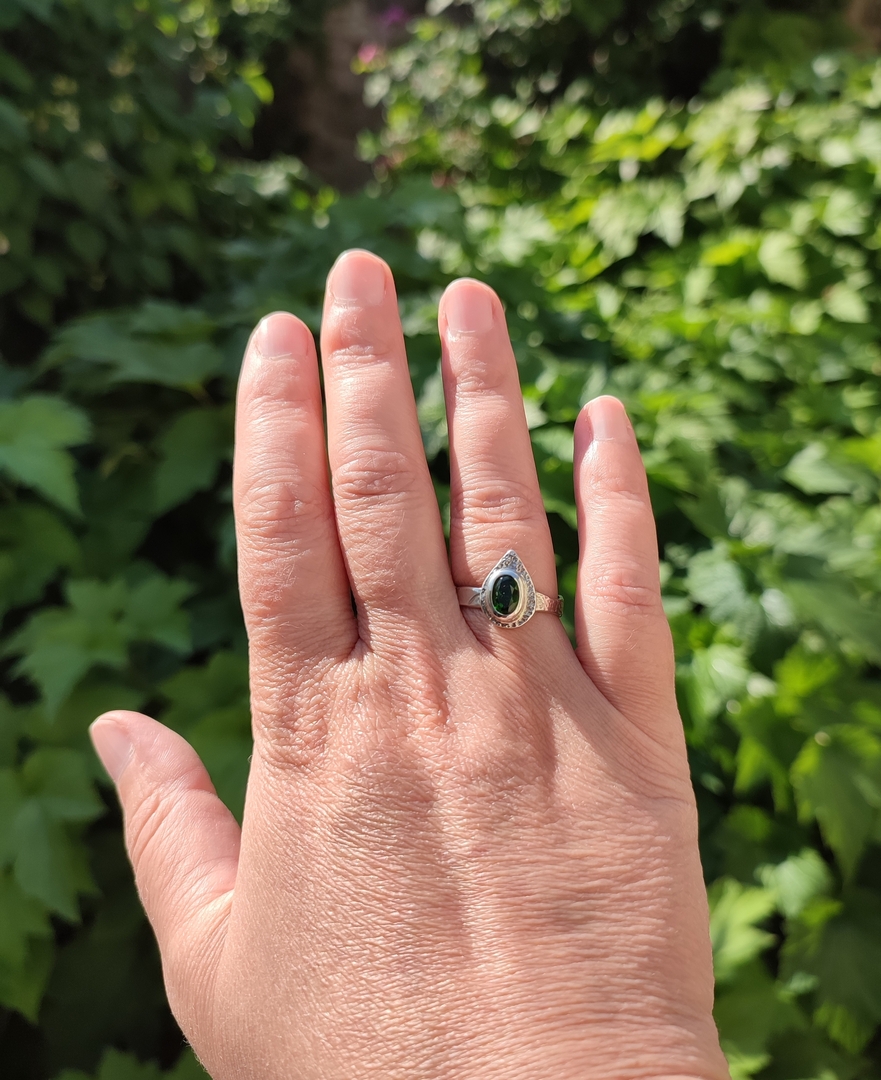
[1,0,881,1078]
[0,396,89,512]
[364,0,851,120]
[360,0,852,181]
[55,1048,205,1080]
[0,0,319,365]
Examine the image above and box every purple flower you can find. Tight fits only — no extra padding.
[380,4,408,28]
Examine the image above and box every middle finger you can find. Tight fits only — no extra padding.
[321,250,457,643]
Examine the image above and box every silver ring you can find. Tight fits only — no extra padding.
[456,550,563,629]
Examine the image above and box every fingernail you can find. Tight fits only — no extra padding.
[330,250,386,306]
[254,313,312,359]
[445,282,494,334]
[90,716,133,782]
[588,396,630,442]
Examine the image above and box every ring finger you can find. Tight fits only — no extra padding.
[439,279,558,642]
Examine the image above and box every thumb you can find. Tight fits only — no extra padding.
[90,711,241,1024]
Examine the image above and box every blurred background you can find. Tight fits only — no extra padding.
[1,0,880,1077]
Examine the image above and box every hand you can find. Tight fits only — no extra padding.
[91,250,729,1080]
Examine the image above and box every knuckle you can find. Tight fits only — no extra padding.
[253,713,327,772]
[450,350,509,396]
[251,670,336,770]
[592,460,649,506]
[590,561,663,618]
[245,372,315,417]
[237,473,329,543]
[333,447,420,506]
[455,473,546,528]
[327,340,399,377]
[125,775,190,878]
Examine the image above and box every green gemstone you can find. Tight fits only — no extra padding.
[491,573,520,617]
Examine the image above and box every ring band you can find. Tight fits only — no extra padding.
[457,550,563,629]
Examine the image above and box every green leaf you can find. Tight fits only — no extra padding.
[12,800,93,919]
[0,868,51,967]
[6,603,128,716]
[715,961,806,1078]
[79,462,158,575]
[66,220,106,265]
[97,1050,164,1080]
[792,737,881,878]
[61,158,110,216]
[0,162,21,215]
[686,547,763,643]
[53,1049,168,1080]
[710,878,777,983]
[153,407,232,514]
[21,748,103,822]
[24,677,144,746]
[758,849,834,919]
[0,748,101,937]
[0,869,52,1018]
[783,443,864,495]
[167,1049,209,1080]
[784,889,881,1053]
[757,231,806,290]
[0,98,27,149]
[162,652,251,818]
[590,179,685,258]
[783,577,881,664]
[0,766,21,865]
[22,152,66,197]
[824,282,869,323]
[820,187,868,236]
[0,932,52,1021]
[0,503,80,616]
[683,644,751,737]
[122,575,194,652]
[0,695,21,768]
[13,0,57,22]
[0,396,90,511]
[842,431,881,472]
[5,575,193,713]
[46,307,224,388]
[162,650,249,723]
[532,425,577,527]
[0,48,33,92]
[701,233,757,267]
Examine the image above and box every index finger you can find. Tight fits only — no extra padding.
[234,312,356,703]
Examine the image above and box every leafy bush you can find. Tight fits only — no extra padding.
[368,0,852,112]
[1,1,881,1078]
[0,0,292,344]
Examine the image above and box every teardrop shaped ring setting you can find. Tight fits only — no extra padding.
[456,550,564,629]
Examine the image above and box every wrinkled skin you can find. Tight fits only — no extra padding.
[91,252,730,1080]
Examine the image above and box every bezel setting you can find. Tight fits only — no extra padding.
[478,550,537,628]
